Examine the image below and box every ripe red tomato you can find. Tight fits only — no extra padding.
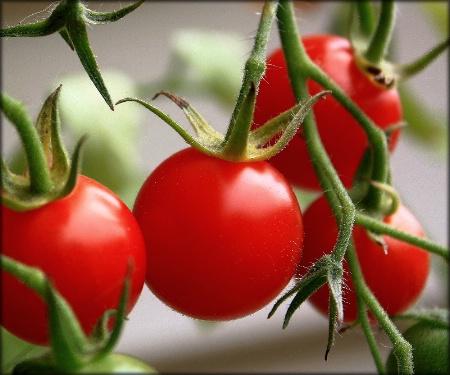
[1,175,146,346]
[253,34,402,190]
[133,147,303,320]
[297,196,430,323]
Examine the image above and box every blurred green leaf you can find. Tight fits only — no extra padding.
[398,84,448,156]
[420,2,448,37]
[139,29,248,109]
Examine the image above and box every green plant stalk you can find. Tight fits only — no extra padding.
[355,212,449,262]
[396,37,450,80]
[1,256,47,297]
[346,243,414,374]
[363,0,396,64]
[308,63,390,213]
[349,241,386,374]
[226,0,277,133]
[278,2,389,213]
[277,0,355,264]
[0,94,53,195]
[355,1,376,38]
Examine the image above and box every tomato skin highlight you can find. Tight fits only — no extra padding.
[1,175,146,346]
[133,147,303,320]
[253,34,402,190]
[297,196,430,323]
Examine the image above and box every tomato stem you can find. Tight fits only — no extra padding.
[0,93,54,195]
[278,2,391,213]
[276,0,356,339]
[277,0,355,248]
[355,212,449,262]
[345,243,414,374]
[225,1,277,150]
[395,37,450,81]
[362,0,396,65]
[354,1,376,39]
[349,248,386,374]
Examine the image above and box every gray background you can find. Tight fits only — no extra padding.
[1,2,448,373]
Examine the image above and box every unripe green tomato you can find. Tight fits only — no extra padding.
[13,353,157,374]
[75,354,158,374]
[386,321,449,374]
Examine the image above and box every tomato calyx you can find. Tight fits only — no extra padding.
[117,87,328,162]
[353,36,449,89]
[268,253,344,360]
[349,2,449,89]
[1,255,150,374]
[1,86,86,212]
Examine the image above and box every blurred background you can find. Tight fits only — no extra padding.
[1,1,448,373]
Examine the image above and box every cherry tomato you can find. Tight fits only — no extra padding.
[79,353,158,373]
[1,175,146,346]
[296,196,430,323]
[13,352,158,374]
[253,34,402,190]
[386,321,449,374]
[133,147,303,320]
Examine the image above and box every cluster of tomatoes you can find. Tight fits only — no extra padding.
[2,34,430,355]
[253,34,430,324]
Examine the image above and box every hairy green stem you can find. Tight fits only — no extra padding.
[363,0,396,64]
[0,93,54,194]
[307,62,390,212]
[277,0,355,264]
[355,212,449,262]
[227,0,277,132]
[346,244,414,374]
[348,242,386,374]
[278,1,389,213]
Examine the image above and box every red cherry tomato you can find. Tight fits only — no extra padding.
[297,196,430,323]
[253,34,402,190]
[1,175,146,346]
[133,147,303,320]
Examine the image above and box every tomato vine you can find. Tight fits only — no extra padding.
[1,1,448,374]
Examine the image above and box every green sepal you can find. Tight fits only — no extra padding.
[268,253,345,349]
[117,90,328,162]
[0,0,144,110]
[34,86,70,180]
[267,256,328,326]
[59,28,75,50]
[325,297,338,361]
[1,255,135,373]
[90,262,132,361]
[1,87,85,212]
[45,276,88,371]
[151,91,223,143]
[327,259,344,323]
[84,0,145,24]
[1,255,87,371]
[324,258,345,360]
